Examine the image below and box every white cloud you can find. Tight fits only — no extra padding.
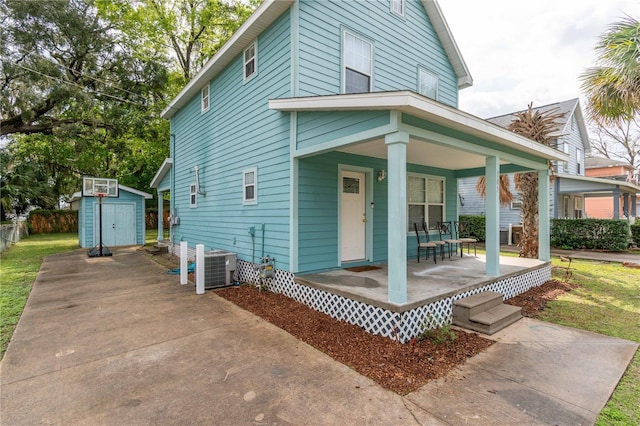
[438,0,640,119]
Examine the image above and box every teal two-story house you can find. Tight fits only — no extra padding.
[152,0,566,341]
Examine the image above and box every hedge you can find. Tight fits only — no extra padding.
[27,210,78,234]
[458,215,485,242]
[551,218,629,251]
[630,223,640,246]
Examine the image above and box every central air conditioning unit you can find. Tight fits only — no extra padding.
[203,250,237,289]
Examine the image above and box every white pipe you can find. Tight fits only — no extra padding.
[180,241,188,285]
[508,223,513,246]
[196,244,205,295]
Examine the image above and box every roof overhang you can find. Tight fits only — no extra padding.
[421,0,472,89]
[161,0,295,119]
[69,185,153,203]
[150,158,173,189]
[269,91,567,163]
[556,173,640,196]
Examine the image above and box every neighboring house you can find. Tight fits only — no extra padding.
[459,98,638,241]
[152,0,565,339]
[70,184,152,248]
[584,156,639,219]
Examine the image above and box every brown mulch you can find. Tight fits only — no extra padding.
[505,279,577,316]
[216,285,494,395]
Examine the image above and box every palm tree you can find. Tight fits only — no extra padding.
[581,17,640,122]
[476,104,564,258]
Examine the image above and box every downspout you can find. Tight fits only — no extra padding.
[170,133,176,247]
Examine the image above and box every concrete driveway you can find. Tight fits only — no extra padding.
[1,247,637,425]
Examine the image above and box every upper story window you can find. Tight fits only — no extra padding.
[407,174,444,232]
[243,167,257,205]
[343,30,373,94]
[201,85,210,113]
[189,183,197,208]
[390,0,404,17]
[562,142,570,172]
[244,41,257,81]
[418,67,438,100]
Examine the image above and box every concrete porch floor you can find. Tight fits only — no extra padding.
[295,254,546,312]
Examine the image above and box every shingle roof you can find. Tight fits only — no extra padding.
[585,156,632,169]
[484,98,590,151]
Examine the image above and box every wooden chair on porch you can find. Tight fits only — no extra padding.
[413,223,437,263]
[422,222,445,261]
[455,221,477,256]
[437,221,463,258]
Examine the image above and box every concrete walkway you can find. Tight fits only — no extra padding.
[1,248,637,425]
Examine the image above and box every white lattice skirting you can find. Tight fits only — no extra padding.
[234,259,551,344]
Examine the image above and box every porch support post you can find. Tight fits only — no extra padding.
[632,195,637,217]
[613,187,620,219]
[623,193,629,218]
[485,156,500,276]
[385,131,409,305]
[157,191,164,242]
[538,169,551,262]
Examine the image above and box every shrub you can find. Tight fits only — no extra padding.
[27,210,78,234]
[459,215,485,242]
[551,218,629,251]
[631,223,640,247]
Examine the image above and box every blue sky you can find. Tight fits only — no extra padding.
[439,0,639,119]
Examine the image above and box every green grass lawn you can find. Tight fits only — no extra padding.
[547,258,640,425]
[0,233,79,359]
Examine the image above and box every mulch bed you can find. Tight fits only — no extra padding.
[505,279,577,316]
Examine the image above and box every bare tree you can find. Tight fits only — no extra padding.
[589,116,640,175]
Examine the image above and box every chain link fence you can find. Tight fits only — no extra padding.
[0,222,29,253]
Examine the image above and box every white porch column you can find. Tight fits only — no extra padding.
[538,169,551,262]
[157,192,164,242]
[386,131,409,304]
[485,156,500,276]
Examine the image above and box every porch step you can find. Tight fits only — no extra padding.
[145,245,168,255]
[453,291,522,335]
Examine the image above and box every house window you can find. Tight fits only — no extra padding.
[243,167,257,205]
[189,183,197,208]
[390,0,404,17]
[576,147,583,174]
[563,195,570,217]
[418,67,438,100]
[244,41,257,80]
[201,85,209,113]
[562,142,570,172]
[343,31,373,94]
[574,197,583,218]
[511,197,522,209]
[407,174,444,231]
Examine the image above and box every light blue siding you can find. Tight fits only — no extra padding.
[170,10,292,269]
[297,111,390,149]
[297,0,458,106]
[297,151,457,273]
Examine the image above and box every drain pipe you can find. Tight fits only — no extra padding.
[261,223,266,258]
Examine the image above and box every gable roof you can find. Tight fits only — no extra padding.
[150,158,173,189]
[486,98,591,152]
[161,0,472,120]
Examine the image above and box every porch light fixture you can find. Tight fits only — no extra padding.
[377,169,387,181]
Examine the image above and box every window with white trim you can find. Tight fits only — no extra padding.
[201,85,209,112]
[343,31,373,94]
[510,197,522,209]
[562,142,570,172]
[407,174,444,231]
[244,41,257,80]
[189,183,197,208]
[243,167,257,205]
[574,196,583,218]
[390,0,404,17]
[418,67,438,99]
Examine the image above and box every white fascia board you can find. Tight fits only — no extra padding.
[150,158,173,189]
[161,0,295,119]
[557,173,640,194]
[119,184,153,199]
[421,0,473,89]
[269,91,568,162]
[572,101,592,153]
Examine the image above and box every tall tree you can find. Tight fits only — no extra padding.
[96,0,257,86]
[589,116,640,173]
[581,17,640,122]
[476,104,564,258]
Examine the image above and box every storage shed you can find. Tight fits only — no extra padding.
[70,184,152,248]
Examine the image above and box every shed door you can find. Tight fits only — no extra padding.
[94,203,136,246]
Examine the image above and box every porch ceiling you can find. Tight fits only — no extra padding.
[337,137,505,170]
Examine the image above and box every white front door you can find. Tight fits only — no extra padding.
[340,171,366,262]
[94,203,136,246]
